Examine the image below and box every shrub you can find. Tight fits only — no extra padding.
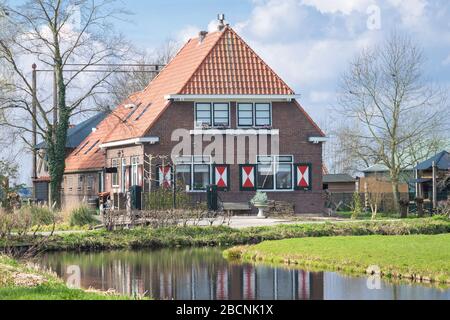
[351,192,362,220]
[29,206,55,226]
[70,206,97,227]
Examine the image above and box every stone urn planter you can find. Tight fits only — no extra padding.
[251,192,269,219]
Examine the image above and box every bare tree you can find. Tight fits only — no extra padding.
[0,0,132,208]
[100,39,180,109]
[338,32,449,212]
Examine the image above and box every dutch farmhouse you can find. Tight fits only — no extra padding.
[63,22,326,214]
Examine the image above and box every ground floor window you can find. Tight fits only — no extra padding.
[87,175,94,192]
[121,158,127,193]
[175,156,211,191]
[112,159,119,187]
[131,156,139,186]
[257,155,293,191]
[193,164,210,190]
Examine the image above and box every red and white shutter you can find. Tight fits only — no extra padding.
[295,164,312,190]
[158,166,172,188]
[213,165,229,191]
[240,165,257,191]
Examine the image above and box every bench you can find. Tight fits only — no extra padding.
[222,202,252,216]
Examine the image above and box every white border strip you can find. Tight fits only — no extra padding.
[165,94,301,102]
[100,137,160,149]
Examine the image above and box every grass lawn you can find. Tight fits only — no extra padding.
[224,234,450,284]
[0,256,134,300]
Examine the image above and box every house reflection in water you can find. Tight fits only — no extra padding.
[40,248,450,300]
[41,248,324,300]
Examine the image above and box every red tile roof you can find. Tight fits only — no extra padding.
[180,28,294,95]
[65,26,321,172]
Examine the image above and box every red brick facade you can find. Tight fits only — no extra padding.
[101,101,324,214]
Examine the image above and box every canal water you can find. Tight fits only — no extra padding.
[38,248,450,300]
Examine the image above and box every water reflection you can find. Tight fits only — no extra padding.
[39,248,450,300]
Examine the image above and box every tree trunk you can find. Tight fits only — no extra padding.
[391,179,401,214]
[48,60,68,210]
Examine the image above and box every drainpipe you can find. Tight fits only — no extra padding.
[432,161,437,210]
[415,163,419,199]
[32,64,37,200]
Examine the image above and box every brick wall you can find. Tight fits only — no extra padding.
[73,100,325,214]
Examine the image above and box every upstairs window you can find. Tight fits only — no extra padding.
[213,103,230,127]
[237,103,272,128]
[195,103,212,127]
[237,103,254,127]
[255,103,272,127]
[195,103,230,128]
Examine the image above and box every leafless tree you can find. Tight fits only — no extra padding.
[100,39,180,109]
[0,0,133,208]
[338,32,449,211]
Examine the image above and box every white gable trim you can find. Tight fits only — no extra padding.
[100,137,160,149]
[165,94,301,102]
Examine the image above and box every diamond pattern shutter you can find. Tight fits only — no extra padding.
[295,164,312,191]
[158,166,172,188]
[213,165,230,191]
[240,165,257,191]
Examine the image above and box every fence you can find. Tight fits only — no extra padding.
[327,192,412,213]
[143,188,207,211]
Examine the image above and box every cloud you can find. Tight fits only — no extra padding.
[386,0,427,27]
[176,20,221,43]
[301,0,374,15]
[443,54,450,66]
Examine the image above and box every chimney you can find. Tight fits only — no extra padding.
[198,31,208,44]
[217,14,226,31]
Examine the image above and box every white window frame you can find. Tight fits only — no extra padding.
[237,103,254,127]
[256,155,294,192]
[195,103,212,128]
[111,159,119,188]
[254,103,272,127]
[175,155,212,192]
[131,156,139,186]
[213,102,231,127]
[195,103,230,129]
[237,102,273,128]
[121,158,127,193]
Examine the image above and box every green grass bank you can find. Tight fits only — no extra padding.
[1,217,449,252]
[0,256,134,300]
[224,234,450,284]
